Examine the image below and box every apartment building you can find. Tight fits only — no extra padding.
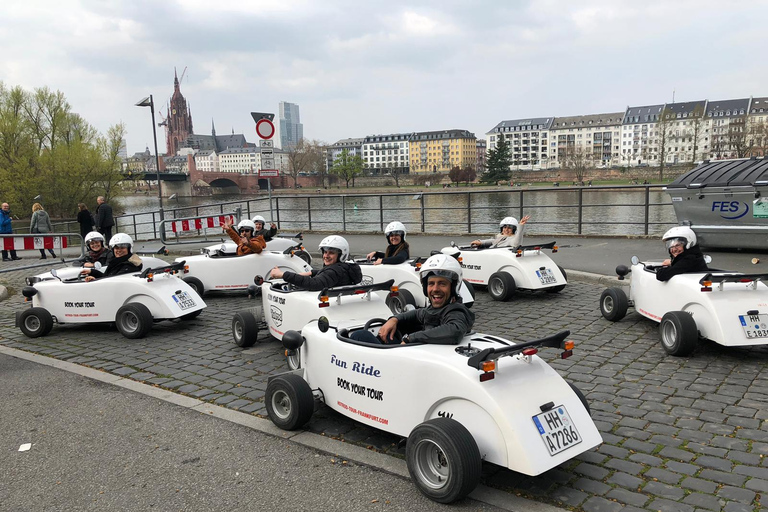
[707,98,752,159]
[326,138,364,171]
[362,133,412,175]
[748,97,768,157]
[476,139,487,173]
[219,147,289,174]
[621,104,663,166]
[550,112,623,167]
[486,118,553,170]
[194,150,219,173]
[409,129,477,174]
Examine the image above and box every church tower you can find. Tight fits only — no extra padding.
[164,69,193,156]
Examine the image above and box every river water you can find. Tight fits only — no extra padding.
[116,187,677,241]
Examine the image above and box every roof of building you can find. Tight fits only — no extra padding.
[750,97,768,114]
[487,118,553,134]
[410,129,476,141]
[181,133,248,152]
[331,138,365,147]
[706,98,750,118]
[552,112,625,129]
[623,105,664,125]
[664,100,707,117]
[363,133,413,144]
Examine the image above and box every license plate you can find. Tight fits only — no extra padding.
[739,314,768,339]
[533,405,582,456]
[173,290,197,311]
[536,268,557,285]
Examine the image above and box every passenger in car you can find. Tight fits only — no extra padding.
[471,215,530,249]
[269,235,362,291]
[252,215,278,242]
[656,226,708,282]
[366,221,410,265]
[81,233,142,281]
[223,219,266,255]
[353,253,474,345]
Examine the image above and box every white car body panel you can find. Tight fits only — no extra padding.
[32,256,171,282]
[295,323,602,476]
[204,237,306,258]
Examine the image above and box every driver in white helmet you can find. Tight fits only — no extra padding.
[252,215,278,242]
[365,221,410,265]
[223,218,266,255]
[80,231,109,267]
[269,235,362,291]
[353,254,475,345]
[656,226,708,282]
[80,233,142,282]
[471,215,530,249]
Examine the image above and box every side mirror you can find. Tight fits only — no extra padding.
[318,316,330,333]
[254,275,264,286]
[630,255,639,265]
[220,244,227,252]
[704,254,712,264]
[50,268,59,279]
[450,240,456,248]
[94,262,103,270]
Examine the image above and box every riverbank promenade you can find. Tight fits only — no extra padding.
[1,234,767,512]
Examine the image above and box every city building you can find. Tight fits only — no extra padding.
[363,133,413,175]
[486,118,553,170]
[193,149,219,173]
[124,147,154,173]
[658,100,710,165]
[326,138,364,171]
[279,101,303,150]
[550,112,623,168]
[621,104,663,166]
[162,70,194,156]
[747,97,768,157]
[218,147,289,174]
[409,129,477,174]
[181,120,250,153]
[707,98,752,159]
[476,139,487,174]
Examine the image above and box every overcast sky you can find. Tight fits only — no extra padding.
[2,0,767,155]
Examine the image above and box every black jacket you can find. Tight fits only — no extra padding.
[656,245,708,281]
[393,301,475,345]
[88,253,142,279]
[372,242,410,265]
[282,261,362,291]
[254,225,277,242]
[96,203,114,229]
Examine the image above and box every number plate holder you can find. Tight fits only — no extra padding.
[173,290,197,311]
[739,314,768,339]
[536,268,557,285]
[533,405,582,456]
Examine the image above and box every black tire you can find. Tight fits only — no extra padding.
[546,265,568,293]
[461,280,475,308]
[385,288,416,315]
[265,374,315,430]
[19,308,54,338]
[115,303,153,339]
[180,309,202,321]
[660,311,698,356]
[406,418,481,503]
[487,272,516,301]
[600,287,628,321]
[568,382,590,416]
[293,250,311,265]
[232,311,259,348]
[183,276,204,296]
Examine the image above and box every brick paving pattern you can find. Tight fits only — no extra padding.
[2,262,767,512]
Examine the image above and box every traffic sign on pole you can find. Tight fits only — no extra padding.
[256,119,275,139]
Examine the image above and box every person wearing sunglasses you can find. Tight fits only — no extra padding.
[656,226,708,282]
[269,235,361,291]
[223,219,266,256]
[81,233,142,282]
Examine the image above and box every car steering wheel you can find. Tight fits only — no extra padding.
[362,318,402,344]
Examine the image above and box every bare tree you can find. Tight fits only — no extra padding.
[560,145,594,183]
[749,120,768,157]
[727,115,753,158]
[689,104,706,164]
[285,138,325,188]
[655,107,674,181]
[462,165,477,186]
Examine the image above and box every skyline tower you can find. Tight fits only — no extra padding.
[163,69,194,156]
[279,101,303,150]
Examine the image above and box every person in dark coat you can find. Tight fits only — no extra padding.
[656,226,708,282]
[252,215,278,242]
[80,232,109,267]
[1,202,21,261]
[269,235,361,291]
[366,221,410,265]
[81,233,142,281]
[30,203,56,259]
[95,196,114,241]
[77,203,95,239]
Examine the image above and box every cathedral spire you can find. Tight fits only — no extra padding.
[211,118,216,137]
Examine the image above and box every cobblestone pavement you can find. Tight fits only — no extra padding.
[2,263,768,512]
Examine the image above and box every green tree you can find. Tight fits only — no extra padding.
[481,135,512,184]
[330,149,363,188]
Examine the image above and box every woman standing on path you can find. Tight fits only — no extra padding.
[30,203,56,259]
[77,203,95,240]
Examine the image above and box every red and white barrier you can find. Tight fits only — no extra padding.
[170,215,235,234]
[2,235,68,251]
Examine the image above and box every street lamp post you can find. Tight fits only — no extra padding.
[136,95,164,222]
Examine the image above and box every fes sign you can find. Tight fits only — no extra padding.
[256,119,275,140]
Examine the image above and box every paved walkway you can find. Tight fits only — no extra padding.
[1,236,768,512]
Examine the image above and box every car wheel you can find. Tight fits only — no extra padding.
[567,382,590,416]
[180,309,202,321]
[385,288,416,315]
[265,374,314,431]
[461,280,475,308]
[488,272,516,301]
[115,303,153,339]
[293,250,311,265]
[183,276,204,296]
[660,311,698,356]
[19,308,53,338]
[407,418,481,503]
[600,287,628,321]
[232,311,259,348]
[546,265,568,293]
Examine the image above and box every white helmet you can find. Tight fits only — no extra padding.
[500,216,519,233]
[109,233,133,249]
[237,219,257,234]
[84,231,105,249]
[419,253,463,299]
[384,221,406,240]
[252,215,266,227]
[319,235,350,262]
[663,226,697,250]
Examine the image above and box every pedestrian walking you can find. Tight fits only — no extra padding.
[76,203,95,239]
[95,196,114,241]
[0,202,21,261]
[30,203,56,259]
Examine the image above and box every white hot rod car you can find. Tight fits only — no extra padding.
[266,320,602,503]
[440,242,567,301]
[600,255,768,356]
[17,261,206,339]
